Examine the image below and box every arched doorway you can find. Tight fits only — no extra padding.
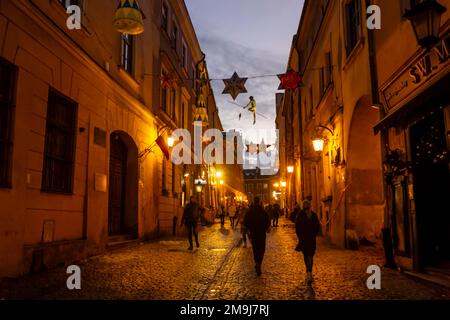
[346,96,384,243]
[108,131,139,238]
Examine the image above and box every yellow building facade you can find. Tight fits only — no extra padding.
[0,0,219,277]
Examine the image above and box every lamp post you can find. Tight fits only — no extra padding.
[405,0,446,49]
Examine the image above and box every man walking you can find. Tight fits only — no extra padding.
[244,197,271,276]
[181,196,200,251]
[229,202,237,229]
[295,199,321,284]
[272,203,281,227]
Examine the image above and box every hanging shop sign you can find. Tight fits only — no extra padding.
[193,56,209,127]
[381,33,449,113]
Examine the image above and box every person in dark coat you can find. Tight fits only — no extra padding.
[181,196,200,250]
[272,203,281,227]
[244,197,271,276]
[295,199,320,284]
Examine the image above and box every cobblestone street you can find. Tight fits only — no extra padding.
[1,218,449,300]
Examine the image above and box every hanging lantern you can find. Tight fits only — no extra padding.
[114,0,144,35]
[193,106,209,127]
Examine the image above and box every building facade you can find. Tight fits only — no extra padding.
[0,0,220,277]
[280,0,385,247]
[373,0,450,273]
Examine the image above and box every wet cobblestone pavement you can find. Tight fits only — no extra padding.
[1,218,450,300]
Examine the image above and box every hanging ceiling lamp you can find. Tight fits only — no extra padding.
[193,106,209,127]
[114,0,144,35]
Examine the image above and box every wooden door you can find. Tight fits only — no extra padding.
[108,135,127,236]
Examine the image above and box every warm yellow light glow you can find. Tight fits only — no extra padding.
[168,137,174,148]
[273,183,279,188]
[312,138,325,152]
[287,166,294,173]
[216,171,222,178]
[281,181,287,188]
[184,173,190,178]
[219,180,224,185]
[196,185,202,193]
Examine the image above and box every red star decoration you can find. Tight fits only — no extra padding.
[278,70,302,90]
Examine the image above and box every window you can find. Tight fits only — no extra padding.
[170,88,176,119]
[345,0,361,55]
[121,34,133,74]
[181,101,186,128]
[319,67,325,96]
[162,159,168,195]
[161,70,169,113]
[162,3,168,32]
[172,21,178,50]
[0,58,16,188]
[171,163,176,195]
[58,0,80,9]
[182,40,188,70]
[42,90,77,194]
[324,52,332,87]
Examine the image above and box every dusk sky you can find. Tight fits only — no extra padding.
[185,0,304,144]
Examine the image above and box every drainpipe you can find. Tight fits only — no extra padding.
[367,0,396,268]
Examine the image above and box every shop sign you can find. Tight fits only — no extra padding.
[381,33,449,113]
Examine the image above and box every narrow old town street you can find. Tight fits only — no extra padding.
[1,218,449,300]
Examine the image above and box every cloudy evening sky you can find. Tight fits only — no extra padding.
[185,0,304,145]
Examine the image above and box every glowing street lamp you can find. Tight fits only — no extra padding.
[273,183,279,188]
[219,180,224,185]
[216,171,222,178]
[281,181,287,188]
[287,166,294,173]
[312,138,325,152]
[168,137,174,148]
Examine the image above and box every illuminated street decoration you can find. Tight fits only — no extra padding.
[193,55,209,127]
[114,0,144,35]
[278,70,303,90]
[222,72,248,100]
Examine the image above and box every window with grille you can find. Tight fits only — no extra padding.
[121,34,134,74]
[0,58,16,188]
[172,21,178,50]
[42,90,77,194]
[345,0,361,56]
[162,3,168,32]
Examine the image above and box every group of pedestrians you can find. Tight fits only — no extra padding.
[181,196,320,284]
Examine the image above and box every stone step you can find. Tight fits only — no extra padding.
[404,270,450,289]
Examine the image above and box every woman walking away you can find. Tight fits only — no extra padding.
[295,199,320,285]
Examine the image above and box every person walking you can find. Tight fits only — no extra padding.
[229,203,237,229]
[219,204,226,227]
[237,204,249,248]
[244,197,271,276]
[272,203,280,227]
[295,199,320,285]
[290,202,301,223]
[181,196,200,251]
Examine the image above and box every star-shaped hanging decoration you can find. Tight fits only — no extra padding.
[222,72,248,100]
[278,70,303,90]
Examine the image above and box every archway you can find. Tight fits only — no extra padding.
[346,96,384,244]
[108,131,139,238]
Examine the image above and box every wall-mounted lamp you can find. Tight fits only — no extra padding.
[287,166,294,174]
[405,0,446,49]
[312,138,325,152]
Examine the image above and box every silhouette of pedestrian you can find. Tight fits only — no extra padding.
[219,204,226,226]
[272,203,280,227]
[181,196,200,250]
[244,197,271,276]
[295,199,320,284]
